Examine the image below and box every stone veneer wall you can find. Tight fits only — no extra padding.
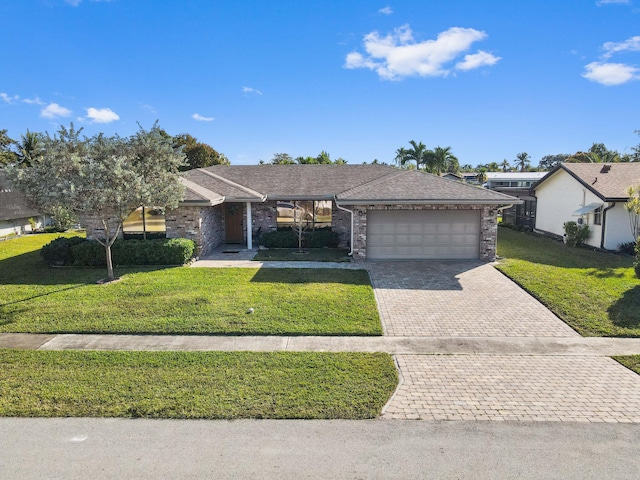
[351,204,499,261]
[83,215,124,241]
[331,201,351,248]
[165,204,224,256]
[251,201,277,244]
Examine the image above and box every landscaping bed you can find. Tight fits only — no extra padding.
[0,235,380,335]
[496,228,640,337]
[0,350,397,419]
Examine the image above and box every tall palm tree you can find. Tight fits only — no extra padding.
[513,152,531,172]
[396,140,430,170]
[499,159,511,172]
[17,130,44,166]
[429,146,458,175]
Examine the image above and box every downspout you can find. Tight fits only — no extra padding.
[335,199,354,256]
[600,202,615,250]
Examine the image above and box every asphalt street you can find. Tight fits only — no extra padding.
[1,418,639,479]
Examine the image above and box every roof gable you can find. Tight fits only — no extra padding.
[535,163,640,201]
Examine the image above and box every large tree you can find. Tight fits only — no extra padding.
[0,129,17,166]
[8,123,186,282]
[513,152,531,172]
[395,140,431,170]
[428,146,459,175]
[172,133,229,170]
[16,130,44,167]
[538,153,570,171]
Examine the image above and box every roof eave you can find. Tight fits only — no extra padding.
[336,199,523,205]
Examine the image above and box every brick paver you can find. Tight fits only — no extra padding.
[382,355,640,422]
[367,261,578,337]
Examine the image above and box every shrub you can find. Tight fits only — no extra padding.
[260,228,340,249]
[618,241,636,256]
[41,236,88,265]
[563,221,590,247]
[635,238,640,279]
[70,238,196,266]
[43,226,68,234]
[261,230,298,248]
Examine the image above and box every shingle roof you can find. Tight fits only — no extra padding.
[337,170,519,204]
[0,171,41,220]
[180,164,517,205]
[536,163,640,200]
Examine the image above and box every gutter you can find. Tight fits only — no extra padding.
[335,199,523,206]
[600,202,616,250]
[334,199,354,256]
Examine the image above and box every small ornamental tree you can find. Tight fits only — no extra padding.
[624,185,640,240]
[563,221,590,247]
[8,123,186,282]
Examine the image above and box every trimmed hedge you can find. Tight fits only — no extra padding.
[260,228,340,249]
[41,237,196,266]
[40,236,87,265]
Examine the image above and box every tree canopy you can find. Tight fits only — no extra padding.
[7,123,186,281]
[172,133,229,170]
[395,141,459,174]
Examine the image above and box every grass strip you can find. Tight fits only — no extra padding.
[0,350,398,419]
[496,228,640,337]
[0,235,381,335]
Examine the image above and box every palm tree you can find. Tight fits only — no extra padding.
[429,146,458,175]
[17,130,44,166]
[476,168,488,185]
[500,159,511,172]
[395,140,430,170]
[513,152,531,172]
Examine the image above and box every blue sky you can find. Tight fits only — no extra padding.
[1,0,639,167]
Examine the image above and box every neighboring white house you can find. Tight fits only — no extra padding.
[534,163,640,250]
[486,172,549,229]
[0,171,45,237]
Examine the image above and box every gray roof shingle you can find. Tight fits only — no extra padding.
[180,165,516,205]
[0,171,41,220]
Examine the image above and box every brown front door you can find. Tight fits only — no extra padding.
[225,203,244,244]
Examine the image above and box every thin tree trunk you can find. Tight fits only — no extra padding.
[142,206,147,240]
[105,242,114,281]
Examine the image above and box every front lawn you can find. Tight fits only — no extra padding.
[496,228,640,337]
[0,235,381,335]
[0,350,397,419]
[254,248,351,262]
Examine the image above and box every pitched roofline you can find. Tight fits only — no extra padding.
[336,199,522,205]
[197,168,266,200]
[181,178,225,206]
[533,164,608,201]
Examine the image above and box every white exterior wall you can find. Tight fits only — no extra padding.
[535,170,603,248]
[603,203,636,249]
[0,217,42,237]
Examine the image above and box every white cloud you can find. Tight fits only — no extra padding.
[596,0,630,5]
[141,104,157,114]
[23,96,45,105]
[379,6,393,15]
[602,36,640,58]
[582,61,639,85]
[41,103,72,119]
[192,113,214,122]
[65,0,82,5]
[242,86,263,95]
[456,50,501,71]
[0,93,19,104]
[85,107,119,123]
[344,25,498,80]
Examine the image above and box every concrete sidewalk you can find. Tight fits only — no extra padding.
[3,332,640,356]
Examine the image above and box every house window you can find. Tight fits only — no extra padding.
[593,207,602,226]
[123,206,166,239]
[276,200,332,229]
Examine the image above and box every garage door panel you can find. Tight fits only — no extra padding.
[367,210,480,260]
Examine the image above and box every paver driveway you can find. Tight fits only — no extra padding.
[368,261,640,423]
[367,261,578,337]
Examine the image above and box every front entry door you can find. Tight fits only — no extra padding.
[225,203,244,244]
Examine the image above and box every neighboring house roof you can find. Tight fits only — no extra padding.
[534,163,640,201]
[181,165,518,205]
[0,171,41,221]
[486,172,548,181]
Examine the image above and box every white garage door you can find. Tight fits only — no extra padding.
[367,210,481,260]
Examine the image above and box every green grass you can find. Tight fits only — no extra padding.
[0,350,398,419]
[496,227,640,337]
[0,234,381,335]
[613,356,640,376]
[254,248,351,262]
